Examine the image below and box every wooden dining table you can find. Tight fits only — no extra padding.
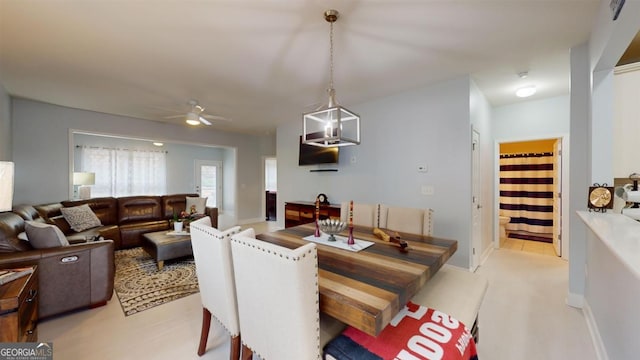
[256,223,458,336]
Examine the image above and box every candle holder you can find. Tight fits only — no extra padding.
[315,219,321,237]
[347,225,355,245]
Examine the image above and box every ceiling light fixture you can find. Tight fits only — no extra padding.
[515,85,536,98]
[302,9,360,147]
[152,142,164,147]
[515,71,536,98]
[185,112,200,126]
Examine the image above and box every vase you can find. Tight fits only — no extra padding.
[347,226,355,245]
[174,221,184,233]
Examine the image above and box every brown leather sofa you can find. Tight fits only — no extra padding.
[0,210,115,319]
[0,193,218,319]
[36,193,218,250]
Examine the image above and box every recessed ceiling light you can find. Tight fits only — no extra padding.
[152,142,164,147]
[515,85,536,98]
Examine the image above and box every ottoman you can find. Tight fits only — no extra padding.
[142,230,193,270]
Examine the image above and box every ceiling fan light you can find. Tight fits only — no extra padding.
[185,112,200,125]
[515,85,536,98]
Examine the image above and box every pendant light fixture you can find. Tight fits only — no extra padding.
[302,9,360,147]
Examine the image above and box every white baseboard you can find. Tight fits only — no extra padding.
[583,300,608,360]
[480,244,494,266]
[566,291,584,308]
[237,217,265,225]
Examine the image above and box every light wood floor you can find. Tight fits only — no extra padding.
[501,237,557,256]
[38,222,596,359]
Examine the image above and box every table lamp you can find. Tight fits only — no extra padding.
[73,172,95,200]
[0,161,14,212]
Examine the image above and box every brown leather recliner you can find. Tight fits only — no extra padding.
[0,211,114,319]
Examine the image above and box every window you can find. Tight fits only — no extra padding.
[79,146,167,197]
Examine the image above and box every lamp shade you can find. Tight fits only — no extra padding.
[0,161,14,212]
[73,172,95,186]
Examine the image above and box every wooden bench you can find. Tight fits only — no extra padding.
[411,264,489,343]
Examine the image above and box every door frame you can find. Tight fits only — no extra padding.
[493,134,570,260]
[194,159,222,208]
[471,129,482,270]
[262,156,277,221]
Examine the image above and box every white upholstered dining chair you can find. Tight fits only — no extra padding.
[340,202,377,227]
[230,235,345,360]
[378,205,434,236]
[189,217,244,359]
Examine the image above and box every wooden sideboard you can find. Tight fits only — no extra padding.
[284,201,341,228]
[0,266,38,342]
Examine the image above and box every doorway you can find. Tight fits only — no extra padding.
[195,160,222,208]
[497,138,562,257]
[264,157,277,221]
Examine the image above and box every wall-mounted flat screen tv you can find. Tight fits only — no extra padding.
[298,136,339,166]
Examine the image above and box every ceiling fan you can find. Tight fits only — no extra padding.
[164,99,231,126]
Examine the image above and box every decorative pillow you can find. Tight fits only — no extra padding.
[324,302,478,360]
[60,204,102,232]
[24,221,70,249]
[186,196,207,215]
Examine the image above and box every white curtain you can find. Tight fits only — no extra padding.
[79,146,167,197]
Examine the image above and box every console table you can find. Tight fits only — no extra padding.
[0,266,38,342]
[284,201,341,228]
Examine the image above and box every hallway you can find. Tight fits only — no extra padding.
[502,236,557,257]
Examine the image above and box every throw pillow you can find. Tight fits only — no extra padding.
[24,221,70,248]
[186,196,207,215]
[60,204,102,232]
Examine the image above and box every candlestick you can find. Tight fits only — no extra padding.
[349,200,353,227]
[315,198,321,237]
[347,225,355,245]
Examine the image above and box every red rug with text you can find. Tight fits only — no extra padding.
[323,302,478,360]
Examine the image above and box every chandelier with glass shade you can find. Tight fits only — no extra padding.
[302,9,361,147]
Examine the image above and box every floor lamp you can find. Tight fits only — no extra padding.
[0,161,14,212]
[73,172,95,200]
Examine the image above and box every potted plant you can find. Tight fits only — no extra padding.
[172,212,184,233]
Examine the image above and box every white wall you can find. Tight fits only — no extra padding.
[11,98,274,222]
[277,76,476,268]
[493,95,570,139]
[613,67,640,177]
[568,0,640,307]
[470,80,494,264]
[0,84,10,161]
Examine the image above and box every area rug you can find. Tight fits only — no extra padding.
[114,247,199,316]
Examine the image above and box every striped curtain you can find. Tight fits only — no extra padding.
[499,153,554,237]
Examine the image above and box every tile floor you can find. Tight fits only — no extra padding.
[501,237,558,256]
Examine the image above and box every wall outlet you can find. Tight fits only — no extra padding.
[421,185,434,195]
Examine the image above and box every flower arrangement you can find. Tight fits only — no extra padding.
[172,205,204,224]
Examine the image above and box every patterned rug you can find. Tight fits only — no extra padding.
[114,247,199,316]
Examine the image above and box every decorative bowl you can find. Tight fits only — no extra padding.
[318,219,347,242]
